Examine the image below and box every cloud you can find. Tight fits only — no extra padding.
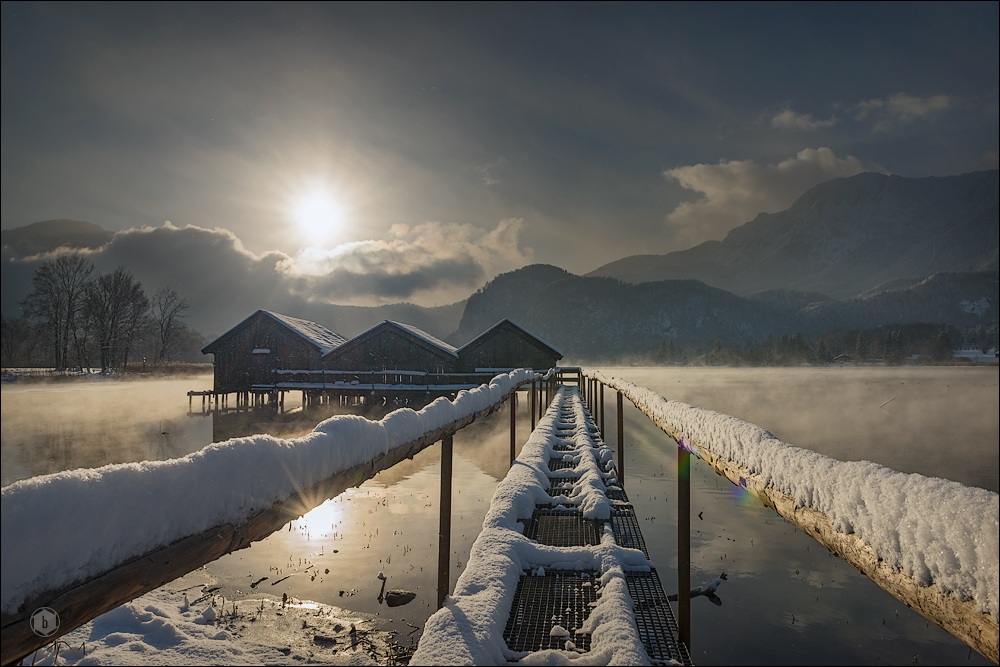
[770,108,839,131]
[662,148,867,247]
[276,218,532,301]
[2,219,531,338]
[855,93,953,131]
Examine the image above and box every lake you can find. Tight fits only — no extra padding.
[2,366,996,665]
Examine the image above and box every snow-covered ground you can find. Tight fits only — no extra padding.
[19,571,390,666]
[589,370,999,622]
[1,369,537,618]
[953,349,998,363]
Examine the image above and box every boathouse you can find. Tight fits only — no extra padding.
[201,310,346,394]
[322,320,459,374]
[457,318,562,372]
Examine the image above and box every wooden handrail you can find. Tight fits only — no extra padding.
[1,373,542,665]
[583,370,998,663]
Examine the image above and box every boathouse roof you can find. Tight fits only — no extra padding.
[458,318,563,358]
[322,320,459,360]
[201,310,347,356]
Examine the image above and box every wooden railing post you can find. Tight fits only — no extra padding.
[678,446,691,652]
[509,391,516,466]
[530,382,536,431]
[438,435,454,609]
[599,382,605,435]
[617,390,624,482]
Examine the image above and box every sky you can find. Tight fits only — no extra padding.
[2,2,998,314]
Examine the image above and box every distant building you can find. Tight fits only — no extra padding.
[457,318,562,372]
[322,320,459,374]
[201,313,563,398]
[201,310,346,393]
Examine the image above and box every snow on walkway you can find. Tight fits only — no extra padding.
[1,369,537,617]
[412,387,660,666]
[589,370,999,622]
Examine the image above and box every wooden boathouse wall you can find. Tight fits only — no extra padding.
[323,321,459,374]
[201,311,341,394]
[457,318,562,372]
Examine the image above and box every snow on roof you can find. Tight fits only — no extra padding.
[590,370,999,622]
[263,311,346,356]
[386,320,459,357]
[202,310,346,356]
[458,318,563,357]
[0,369,538,616]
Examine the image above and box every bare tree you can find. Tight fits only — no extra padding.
[1,316,32,367]
[84,267,149,371]
[150,287,190,363]
[21,254,94,368]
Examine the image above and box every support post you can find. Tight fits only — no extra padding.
[538,380,543,421]
[678,446,691,653]
[437,435,453,609]
[509,391,516,467]
[530,382,536,431]
[600,382,605,435]
[617,391,624,481]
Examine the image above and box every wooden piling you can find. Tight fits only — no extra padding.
[438,435,453,609]
[510,391,516,467]
[600,382,605,435]
[678,447,691,652]
[617,391,624,482]
[530,382,536,430]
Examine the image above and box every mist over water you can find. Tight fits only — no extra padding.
[2,367,996,664]
[1,376,215,486]
[611,366,999,492]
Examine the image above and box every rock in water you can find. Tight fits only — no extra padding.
[384,590,417,607]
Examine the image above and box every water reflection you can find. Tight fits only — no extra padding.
[203,407,533,640]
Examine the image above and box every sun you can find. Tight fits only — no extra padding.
[292,189,344,245]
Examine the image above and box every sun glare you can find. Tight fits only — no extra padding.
[293,189,344,245]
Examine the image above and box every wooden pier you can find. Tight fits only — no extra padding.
[413,374,693,664]
[502,385,691,663]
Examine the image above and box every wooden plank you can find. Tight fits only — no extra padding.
[0,379,535,665]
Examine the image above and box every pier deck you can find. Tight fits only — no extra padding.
[414,385,692,665]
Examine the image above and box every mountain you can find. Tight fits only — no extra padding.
[451,264,997,359]
[0,219,113,257]
[588,170,999,298]
[798,270,998,335]
[450,265,795,356]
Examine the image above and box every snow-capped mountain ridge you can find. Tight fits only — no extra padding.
[589,170,999,298]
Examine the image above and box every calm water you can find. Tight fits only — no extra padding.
[2,366,996,665]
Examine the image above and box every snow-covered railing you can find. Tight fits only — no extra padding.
[585,370,999,663]
[0,369,543,664]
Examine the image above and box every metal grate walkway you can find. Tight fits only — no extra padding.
[502,388,691,665]
[504,570,599,653]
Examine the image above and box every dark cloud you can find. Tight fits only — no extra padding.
[2,3,997,274]
[2,219,529,337]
